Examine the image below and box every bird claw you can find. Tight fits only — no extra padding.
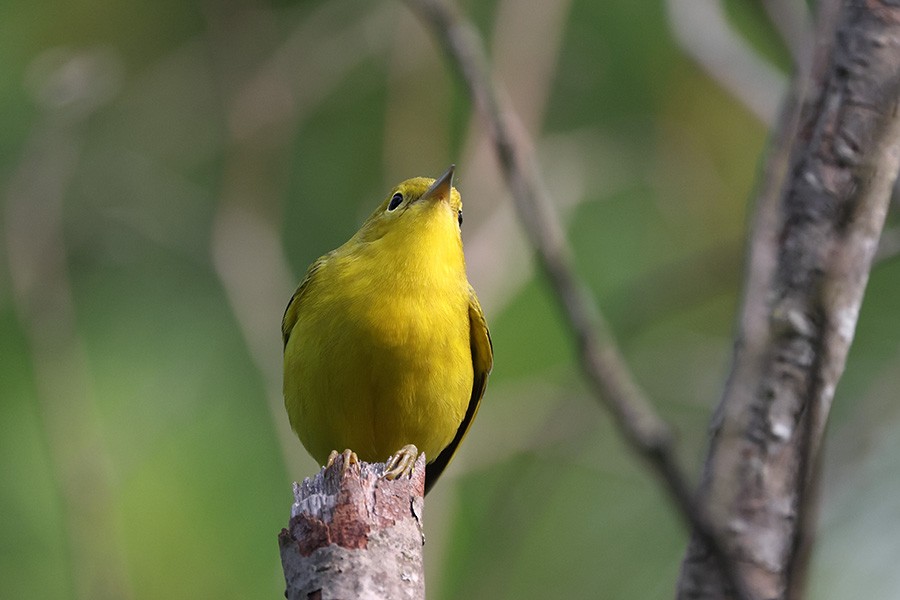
[384,444,419,481]
[326,449,358,474]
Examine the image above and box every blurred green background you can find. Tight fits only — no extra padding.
[2,0,899,598]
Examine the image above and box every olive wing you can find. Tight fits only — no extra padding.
[282,254,331,348]
[424,285,493,494]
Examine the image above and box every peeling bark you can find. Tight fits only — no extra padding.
[279,454,426,600]
[678,2,900,599]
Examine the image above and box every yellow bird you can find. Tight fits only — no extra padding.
[282,166,492,493]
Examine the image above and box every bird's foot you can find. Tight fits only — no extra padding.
[384,444,419,481]
[326,449,358,474]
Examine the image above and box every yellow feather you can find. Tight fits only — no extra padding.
[282,167,492,493]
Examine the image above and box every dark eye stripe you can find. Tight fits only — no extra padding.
[388,193,403,211]
[457,209,463,226]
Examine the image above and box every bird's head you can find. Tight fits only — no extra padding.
[356,165,464,246]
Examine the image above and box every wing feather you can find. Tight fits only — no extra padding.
[282,254,331,347]
[425,285,493,494]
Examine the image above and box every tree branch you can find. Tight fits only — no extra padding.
[279,454,426,600]
[404,0,752,598]
[678,1,900,598]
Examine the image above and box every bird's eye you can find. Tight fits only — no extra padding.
[457,209,463,227]
[388,193,403,211]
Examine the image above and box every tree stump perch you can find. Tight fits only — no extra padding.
[278,453,427,600]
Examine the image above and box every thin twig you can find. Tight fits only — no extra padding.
[404,1,752,598]
[455,0,573,231]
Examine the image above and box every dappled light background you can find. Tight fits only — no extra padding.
[2,0,900,598]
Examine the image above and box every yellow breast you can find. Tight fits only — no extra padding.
[283,200,474,465]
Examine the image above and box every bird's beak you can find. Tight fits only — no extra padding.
[418,165,455,203]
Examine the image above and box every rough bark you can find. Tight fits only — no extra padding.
[279,454,426,600]
[678,2,900,599]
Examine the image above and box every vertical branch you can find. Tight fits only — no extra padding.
[679,1,900,598]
